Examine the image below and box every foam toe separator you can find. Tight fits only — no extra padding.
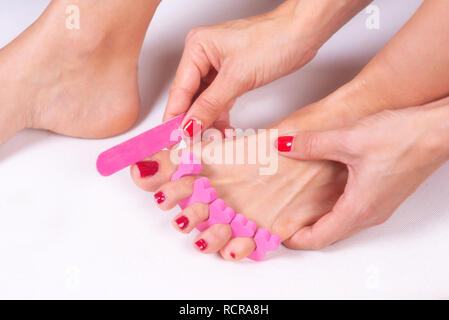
[247,228,281,262]
[196,199,235,232]
[178,177,217,209]
[171,151,202,181]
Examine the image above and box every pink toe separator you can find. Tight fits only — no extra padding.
[230,214,257,238]
[178,177,217,209]
[197,199,235,232]
[171,151,202,181]
[170,151,280,262]
[247,228,281,262]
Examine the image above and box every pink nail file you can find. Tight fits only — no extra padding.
[230,214,257,238]
[247,228,281,261]
[96,113,185,176]
[178,177,217,210]
[196,199,235,232]
[171,150,202,181]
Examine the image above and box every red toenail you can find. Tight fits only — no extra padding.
[230,252,236,259]
[154,191,166,204]
[275,136,294,152]
[136,161,158,178]
[175,216,189,230]
[195,239,207,251]
[183,118,203,138]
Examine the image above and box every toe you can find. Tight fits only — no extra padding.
[193,224,232,254]
[172,202,209,233]
[154,176,196,211]
[219,238,256,261]
[130,150,177,192]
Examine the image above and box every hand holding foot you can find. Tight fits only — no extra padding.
[164,0,371,133]
[277,99,449,250]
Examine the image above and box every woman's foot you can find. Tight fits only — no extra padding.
[130,99,355,260]
[0,0,160,146]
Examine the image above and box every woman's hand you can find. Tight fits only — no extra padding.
[276,101,449,250]
[165,0,372,135]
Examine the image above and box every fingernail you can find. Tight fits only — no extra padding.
[175,215,189,230]
[275,136,294,152]
[195,239,207,251]
[183,118,203,138]
[230,252,236,259]
[136,161,159,178]
[154,191,166,204]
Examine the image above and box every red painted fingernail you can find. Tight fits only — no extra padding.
[230,252,236,259]
[154,191,166,204]
[195,239,207,251]
[275,136,294,152]
[183,118,203,137]
[136,161,159,178]
[175,216,189,230]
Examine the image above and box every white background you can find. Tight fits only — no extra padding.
[0,0,448,299]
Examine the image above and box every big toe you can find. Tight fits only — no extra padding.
[130,150,177,192]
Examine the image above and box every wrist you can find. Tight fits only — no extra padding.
[279,0,372,50]
[418,104,449,161]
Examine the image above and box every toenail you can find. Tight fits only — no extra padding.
[275,136,294,152]
[136,161,159,178]
[154,191,166,204]
[175,215,189,230]
[183,118,203,138]
[195,239,208,251]
[230,252,236,259]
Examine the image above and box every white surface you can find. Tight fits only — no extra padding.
[0,0,448,299]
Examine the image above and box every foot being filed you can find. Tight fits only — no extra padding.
[130,99,356,260]
[0,0,160,146]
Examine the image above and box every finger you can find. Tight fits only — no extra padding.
[213,110,233,134]
[275,130,349,163]
[163,46,211,122]
[181,71,243,136]
[283,195,359,250]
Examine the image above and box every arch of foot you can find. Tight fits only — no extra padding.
[171,151,281,261]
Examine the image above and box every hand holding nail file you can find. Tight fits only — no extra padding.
[96,113,185,176]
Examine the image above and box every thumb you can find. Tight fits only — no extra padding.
[284,189,360,250]
[181,71,243,138]
[275,130,349,163]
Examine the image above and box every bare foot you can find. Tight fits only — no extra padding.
[0,0,160,145]
[129,97,355,260]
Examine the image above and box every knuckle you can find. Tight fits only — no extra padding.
[197,94,223,116]
[302,133,320,157]
[186,26,207,43]
[341,129,359,153]
[339,129,363,162]
[222,62,252,89]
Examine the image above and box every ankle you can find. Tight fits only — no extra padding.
[43,0,160,60]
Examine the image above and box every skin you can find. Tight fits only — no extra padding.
[0,0,447,258]
[129,0,449,259]
[164,0,372,131]
[280,99,449,249]
[0,0,161,146]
